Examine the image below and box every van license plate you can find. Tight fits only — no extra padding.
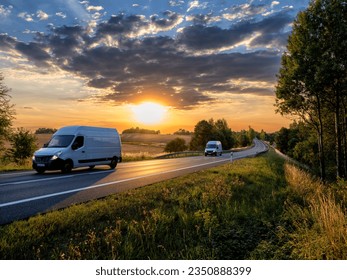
[37,164,45,167]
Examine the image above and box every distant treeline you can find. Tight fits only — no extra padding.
[173,128,193,135]
[122,127,160,134]
[189,118,272,151]
[35,128,57,134]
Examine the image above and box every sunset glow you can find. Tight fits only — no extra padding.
[130,102,168,125]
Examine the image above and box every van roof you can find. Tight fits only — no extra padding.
[54,126,118,135]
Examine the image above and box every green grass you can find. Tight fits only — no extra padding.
[1,150,347,259]
[0,159,32,172]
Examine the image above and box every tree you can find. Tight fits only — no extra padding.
[214,119,234,149]
[275,0,347,180]
[164,138,187,153]
[275,127,291,154]
[0,73,15,149]
[189,120,215,150]
[259,129,266,141]
[6,128,37,165]
[247,126,256,144]
[234,130,252,147]
[189,118,234,150]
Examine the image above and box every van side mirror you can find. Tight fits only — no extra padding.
[43,143,48,148]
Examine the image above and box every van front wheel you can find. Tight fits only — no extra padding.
[110,157,118,169]
[61,160,73,173]
[35,167,45,174]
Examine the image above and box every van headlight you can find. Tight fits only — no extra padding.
[51,151,62,160]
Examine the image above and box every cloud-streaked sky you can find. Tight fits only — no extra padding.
[0,0,310,133]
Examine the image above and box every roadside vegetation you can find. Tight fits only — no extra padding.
[1,150,346,259]
[275,0,347,181]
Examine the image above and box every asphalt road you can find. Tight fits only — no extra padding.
[0,139,268,224]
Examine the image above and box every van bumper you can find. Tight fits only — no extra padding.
[204,150,217,156]
[32,157,65,171]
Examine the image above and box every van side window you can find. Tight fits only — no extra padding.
[72,136,84,150]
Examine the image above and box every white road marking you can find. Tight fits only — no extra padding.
[0,158,230,208]
[0,170,114,187]
[0,171,34,177]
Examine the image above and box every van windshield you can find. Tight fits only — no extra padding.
[47,135,74,148]
[207,144,217,148]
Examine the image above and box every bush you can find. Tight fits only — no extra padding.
[164,138,187,153]
[5,128,37,165]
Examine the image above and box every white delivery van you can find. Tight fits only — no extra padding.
[204,140,223,156]
[32,126,122,173]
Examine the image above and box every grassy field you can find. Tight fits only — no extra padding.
[1,149,346,259]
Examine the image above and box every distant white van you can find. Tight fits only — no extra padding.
[32,126,122,173]
[204,140,223,156]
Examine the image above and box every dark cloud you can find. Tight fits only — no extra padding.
[178,11,293,50]
[74,44,280,108]
[250,31,291,49]
[95,11,181,40]
[3,9,292,109]
[256,11,294,34]
[178,25,243,50]
[150,10,182,29]
[15,41,51,67]
[96,13,146,37]
[0,34,16,50]
[37,25,90,60]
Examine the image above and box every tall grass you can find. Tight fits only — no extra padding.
[282,165,347,259]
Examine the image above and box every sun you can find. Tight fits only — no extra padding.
[130,102,168,124]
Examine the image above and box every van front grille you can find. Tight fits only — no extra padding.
[35,156,52,163]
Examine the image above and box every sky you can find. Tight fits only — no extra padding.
[0,0,310,133]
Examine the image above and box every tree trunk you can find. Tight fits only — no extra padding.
[316,95,326,181]
[335,90,344,178]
